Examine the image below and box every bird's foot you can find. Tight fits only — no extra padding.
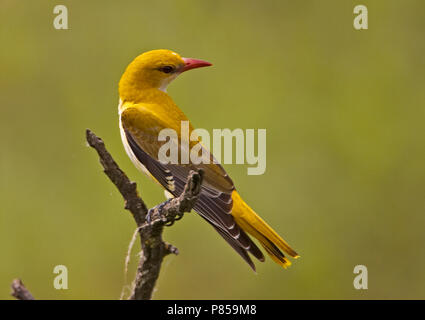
[145,199,172,225]
[164,211,184,227]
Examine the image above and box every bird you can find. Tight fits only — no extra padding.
[118,49,299,270]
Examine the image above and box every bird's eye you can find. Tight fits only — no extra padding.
[160,66,174,74]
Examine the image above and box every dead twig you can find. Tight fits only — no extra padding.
[11,279,35,300]
[86,129,203,300]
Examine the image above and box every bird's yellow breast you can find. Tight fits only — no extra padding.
[118,93,193,190]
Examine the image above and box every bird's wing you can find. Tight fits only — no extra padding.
[121,106,234,192]
[121,106,264,266]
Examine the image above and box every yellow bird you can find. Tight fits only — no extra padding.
[118,49,299,270]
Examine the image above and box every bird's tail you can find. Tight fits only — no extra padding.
[231,191,299,268]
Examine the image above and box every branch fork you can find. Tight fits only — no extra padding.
[85,129,203,300]
[10,130,203,300]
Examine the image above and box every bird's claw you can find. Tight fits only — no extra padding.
[165,211,184,227]
[174,212,184,221]
[146,208,154,224]
[145,200,172,225]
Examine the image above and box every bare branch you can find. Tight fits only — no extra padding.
[9,130,201,300]
[11,279,35,300]
[130,169,203,300]
[86,129,203,300]
[86,129,148,226]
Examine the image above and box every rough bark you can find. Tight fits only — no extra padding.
[86,129,203,300]
[11,279,35,300]
[10,130,203,300]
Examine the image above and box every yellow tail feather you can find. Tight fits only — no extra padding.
[231,191,299,268]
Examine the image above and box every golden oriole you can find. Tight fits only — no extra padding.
[118,49,299,270]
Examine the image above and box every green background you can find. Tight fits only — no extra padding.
[1,0,424,299]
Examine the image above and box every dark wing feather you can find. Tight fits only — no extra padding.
[126,130,235,231]
[121,108,264,267]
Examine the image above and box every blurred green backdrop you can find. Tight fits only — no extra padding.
[1,0,424,299]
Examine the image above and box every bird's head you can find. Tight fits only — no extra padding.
[119,49,212,99]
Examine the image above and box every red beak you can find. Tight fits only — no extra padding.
[181,57,212,72]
